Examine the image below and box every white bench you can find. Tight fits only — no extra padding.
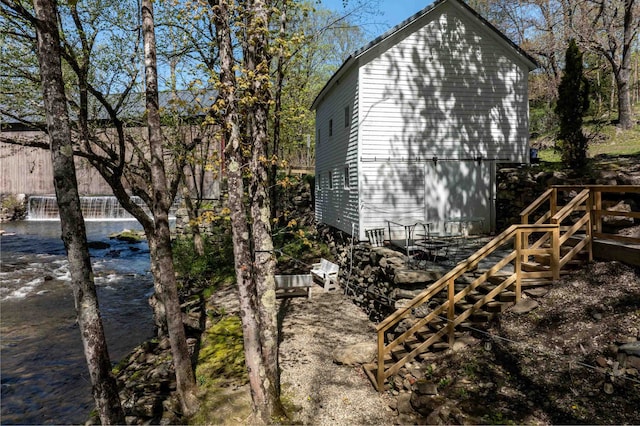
[310,259,339,291]
[275,274,313,299]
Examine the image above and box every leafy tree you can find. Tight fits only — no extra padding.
[18,0,125,422]
[1,0,202,414]
[555,39,590,169]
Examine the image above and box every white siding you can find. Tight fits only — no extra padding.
[358,1,530,164]
[360,162,425,240]
[314,67,360,235]
[315,0,533,237]
[359,159,491,236]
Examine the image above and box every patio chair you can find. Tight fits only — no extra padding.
[365,228,386,247]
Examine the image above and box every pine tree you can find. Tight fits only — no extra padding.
[555,39,590,169]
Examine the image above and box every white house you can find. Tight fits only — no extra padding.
[311,0,537,241]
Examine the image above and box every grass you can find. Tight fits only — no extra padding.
[535,113,640,163]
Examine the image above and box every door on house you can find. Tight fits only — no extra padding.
[423,160,493,233]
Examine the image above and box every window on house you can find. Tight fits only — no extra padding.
[344,106,349,128]
[317,128,321,145]
[329,119,333,137]
[328,171,333,189]
[343,165,350,189]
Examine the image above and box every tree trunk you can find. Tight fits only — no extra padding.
[211,0,272,421]
[31,0,124,423]
[182,166,205,256]
[245,0,285,421]
[615,65,633,129]
[141,0,199,416]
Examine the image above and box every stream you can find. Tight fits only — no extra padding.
[0,220,155,424]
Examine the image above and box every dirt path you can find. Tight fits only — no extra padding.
[210,285,395,425]
[278,290,395,425]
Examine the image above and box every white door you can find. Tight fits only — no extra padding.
[424,160,492,233]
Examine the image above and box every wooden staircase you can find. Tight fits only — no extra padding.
[364,185,640,391]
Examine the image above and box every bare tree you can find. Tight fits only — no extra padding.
[27,0,124,422]
[564,0,639,128]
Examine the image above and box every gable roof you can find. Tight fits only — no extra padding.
[311,0,538,111]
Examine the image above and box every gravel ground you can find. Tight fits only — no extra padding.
[211,285,395,425]
[278,290,395,425]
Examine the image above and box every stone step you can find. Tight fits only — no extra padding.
[470,310,494,322]
[485,300,513,313]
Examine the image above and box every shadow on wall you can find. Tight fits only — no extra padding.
[360,5,527,232]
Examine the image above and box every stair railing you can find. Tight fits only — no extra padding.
[550,188,593,266]
[371,223,560,391]
[520,187,557,225]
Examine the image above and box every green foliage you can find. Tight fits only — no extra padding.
[529,102,558,136]
[172,230,235,289]
[483,411,516,425]
[273,222,330,271]
[555,39,590,169]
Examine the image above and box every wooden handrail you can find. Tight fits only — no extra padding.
[377,224,518,333]
[374,223,561,391]
[520,187,555,224]
[551,189,590,224]
[372,185,640,391]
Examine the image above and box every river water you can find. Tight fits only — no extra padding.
[0,220,155,425]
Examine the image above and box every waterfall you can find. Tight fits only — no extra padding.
[27,196,162,221]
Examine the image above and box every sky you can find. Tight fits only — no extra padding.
[319,0,434,38]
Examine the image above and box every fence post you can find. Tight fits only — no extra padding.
[447,277,455,346]
[586,188,594,262]
[515,229,522,303]
[377,329,384,392]
[552,226,560,281]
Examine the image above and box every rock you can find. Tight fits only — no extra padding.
[109,229,145,243]
[510,299,539,314]
[602,200,635,227]
[619,341,640,356]
[396,392,414,415]
[87,241,111,249]
[426,402,469,425]
[410,393,447,417]
[452,335,480,351]
[524,287,549,297]
[395,270,442,285]
[413,379,438,395]
[596,356,609,368]
[627,356,640,370]
[332,341,377,365]
[603,382,614,394]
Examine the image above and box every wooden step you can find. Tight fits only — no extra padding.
[415,327,439,341]
[487,273,511,286]
[456,302,474,312]
[391,345,410,362]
